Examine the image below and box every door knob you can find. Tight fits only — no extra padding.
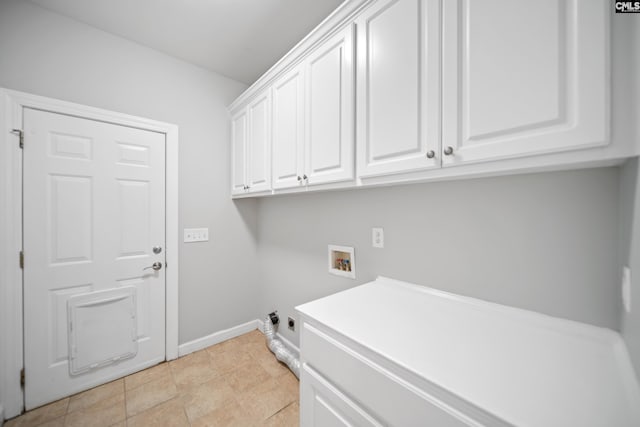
[153,246,162,254]
[143,262,163,271]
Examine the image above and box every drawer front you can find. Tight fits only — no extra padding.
[301,322,477,427]
[301,364,383,427]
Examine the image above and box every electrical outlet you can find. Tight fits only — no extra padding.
[184,228,209,243]
[372,227,384,248]
[622,266,632,313]
[288,317,295,331]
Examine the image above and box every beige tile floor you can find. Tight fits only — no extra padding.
[6,330,299,427]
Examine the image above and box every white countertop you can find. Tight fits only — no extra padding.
[296,276,640,427]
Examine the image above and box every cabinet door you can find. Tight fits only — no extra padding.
[305,25,355,186]
[356,0,441,178]
[247,91,271,193]
[301,364,383,427]
[441,0,608,166]
[272,66,305,189]
[230,110,247,195]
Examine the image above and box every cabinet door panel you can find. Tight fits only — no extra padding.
[357,0,440,178]
[247,91,271,192]
[305,25,355,186]
[272,67,305,189]
[442,0,608,166]
[230,110,247,195]
[301,364,382,427]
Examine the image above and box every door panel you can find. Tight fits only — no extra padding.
[301,364,382,427]
[272,66,305,189]
[231,110,248,195]
[23,108,166,409]
[247,92,271,193]
[442,0,608,165]
[356,0,441,178]
[305,25,355,185]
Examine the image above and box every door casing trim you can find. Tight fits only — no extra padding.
[0,88,180,418]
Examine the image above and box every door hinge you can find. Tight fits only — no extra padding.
[11,129,24,149]
[20,368,25,387]
[19,250,24,269]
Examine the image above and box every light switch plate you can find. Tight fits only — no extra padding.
[184,228,209,243]
[372,227,384,248]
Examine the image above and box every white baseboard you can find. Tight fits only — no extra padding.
[178,318,300,359]
[177,319,260,357]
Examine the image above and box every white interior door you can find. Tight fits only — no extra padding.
[23,108,166,410]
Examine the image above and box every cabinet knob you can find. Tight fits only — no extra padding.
[443,146,454,156]
[303,174,308,180]
[297,176,302,181]
[426,150,435,159]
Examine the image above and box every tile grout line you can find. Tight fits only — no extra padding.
[264,400,297,422]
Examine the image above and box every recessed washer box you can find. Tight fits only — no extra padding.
[328,245,355,279]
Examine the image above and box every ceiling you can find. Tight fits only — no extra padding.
[29,0,345,85]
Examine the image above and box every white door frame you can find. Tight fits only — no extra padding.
[0,88,180,419]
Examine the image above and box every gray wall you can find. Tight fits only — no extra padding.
[618,11,640,381]
[0,0,258,344]
[620,159,640,380]
[257,168,622,346]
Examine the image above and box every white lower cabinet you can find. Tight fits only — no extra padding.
[296,277,640,427]
[301,365,382,427]
[298,322,477,427]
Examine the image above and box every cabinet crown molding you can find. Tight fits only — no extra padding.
[228,0,373,113]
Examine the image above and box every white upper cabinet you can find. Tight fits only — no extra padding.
[231,90,271,195]
[272,66,305,190]
[305,25,355,185]
[229,0,615,198]
[246,91,271,193]
[230,110,247,195]
[271,24,356,190]
[356,0,441,178]
[441,0,608,166]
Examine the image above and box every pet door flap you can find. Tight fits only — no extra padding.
[67,287,138,375]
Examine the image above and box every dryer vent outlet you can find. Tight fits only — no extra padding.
[288,317,295,331]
